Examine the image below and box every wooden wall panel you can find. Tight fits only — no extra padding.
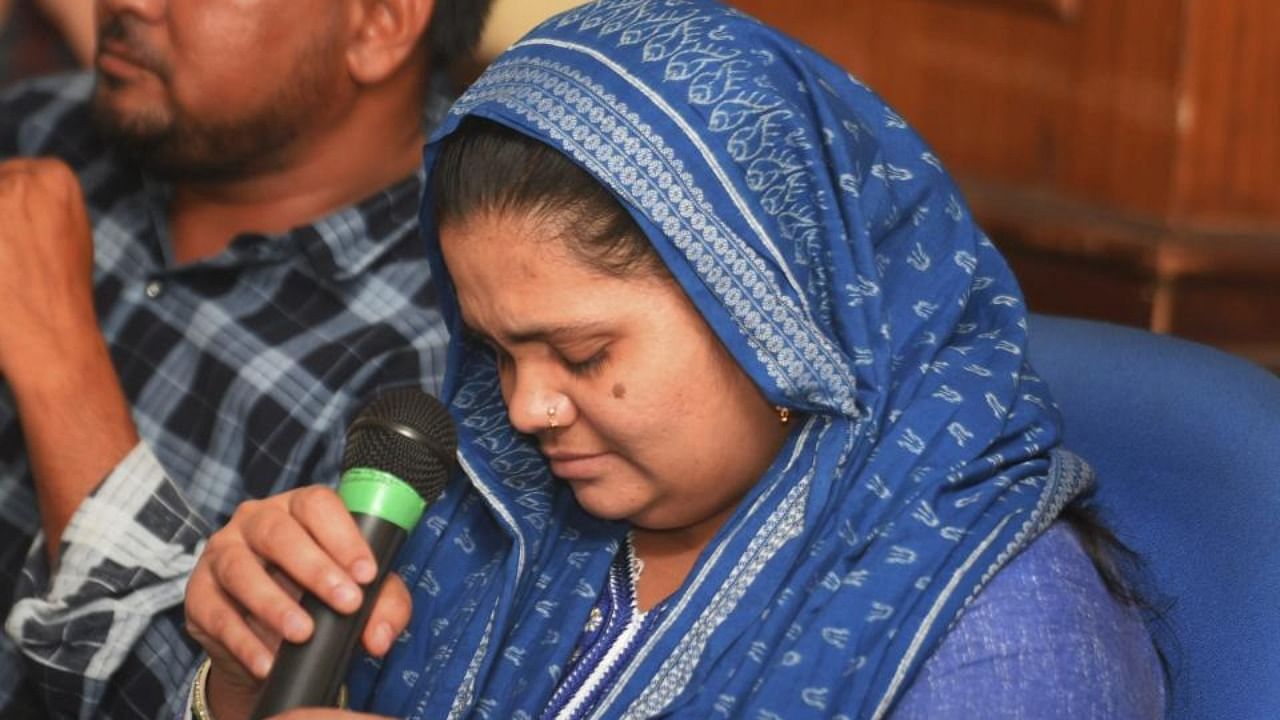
[731,0,1186,217]
[1175,0,1280,227]
[1056,0,1183,216]
[938,0,1081,20]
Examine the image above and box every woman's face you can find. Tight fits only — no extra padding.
[440,210,790,537]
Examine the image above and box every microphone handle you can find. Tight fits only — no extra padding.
[251,513,406,719]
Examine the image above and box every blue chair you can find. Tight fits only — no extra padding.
[1027,313,1280,720]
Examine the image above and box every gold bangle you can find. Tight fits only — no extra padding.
[191,657,215,720]
[191,656,348,718]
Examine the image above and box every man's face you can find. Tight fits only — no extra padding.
[91,0,351,180]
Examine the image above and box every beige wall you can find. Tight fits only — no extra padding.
[478,0,590,62]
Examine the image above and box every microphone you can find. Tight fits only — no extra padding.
[251,387,456,718]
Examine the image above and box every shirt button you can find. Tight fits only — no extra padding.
[144,280,164,299]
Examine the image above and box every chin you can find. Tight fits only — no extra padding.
[95,75,167,117]
[92,89,170,145]
[569,487,644,523]
[576,500,637,523]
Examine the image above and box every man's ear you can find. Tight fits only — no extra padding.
[346,0,435,85]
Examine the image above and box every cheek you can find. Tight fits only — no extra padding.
[603,336,713,442]
[594,375,692,456]
[168,42,254,108]
[174,5,259,61]
[169,6,320,101]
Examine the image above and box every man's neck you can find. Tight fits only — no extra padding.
[167,91,426,266]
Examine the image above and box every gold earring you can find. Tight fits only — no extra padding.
[546,405,559,430]
[775,405,790,425]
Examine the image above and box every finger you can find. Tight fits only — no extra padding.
[238,496,366,615]
[244,605,284,651]
[361,573,412,658]
[185,568,276,680]
[242,568,298,649]
[210,539,316,645]
[266,565,303,601]
[289,486,379,583]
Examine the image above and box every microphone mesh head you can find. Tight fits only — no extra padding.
[341,387,457,504]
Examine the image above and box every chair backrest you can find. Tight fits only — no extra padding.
[1027,313,1280,720]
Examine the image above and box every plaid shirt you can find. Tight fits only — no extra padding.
[0,73,449,719]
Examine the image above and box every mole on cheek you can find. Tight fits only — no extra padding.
[611,382,627,399]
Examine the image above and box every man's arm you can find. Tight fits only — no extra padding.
[9,338,137,563]
[5,442,211,717]
[0,158,139,564]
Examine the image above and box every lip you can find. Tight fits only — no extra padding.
[544,451,610,480]
[95,41,156,80]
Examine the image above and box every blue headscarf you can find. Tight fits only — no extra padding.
[349,1,1090,717]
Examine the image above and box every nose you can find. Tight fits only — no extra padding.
[503,366,573,436]
[98,0,165,25]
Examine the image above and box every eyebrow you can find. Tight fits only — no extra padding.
[463,318,614,347]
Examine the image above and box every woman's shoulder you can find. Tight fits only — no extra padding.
[889,522,1166,719]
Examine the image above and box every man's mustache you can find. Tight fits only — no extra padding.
[97,15,169,79]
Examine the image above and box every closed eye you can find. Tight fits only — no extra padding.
[564,349,608,377]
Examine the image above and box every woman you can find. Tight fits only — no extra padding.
[184,1,1164,717]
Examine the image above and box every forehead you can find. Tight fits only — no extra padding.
[441,210,578,280]
[441,211,603,313]
[439,210,676,336]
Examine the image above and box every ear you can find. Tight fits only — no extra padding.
[346,0,435,85]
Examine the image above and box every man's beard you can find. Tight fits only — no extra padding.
[90,18,341,183]
[93,96,303,182]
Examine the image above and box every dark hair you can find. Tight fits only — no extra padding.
[1058,503,1150,607]
[1060,501,1174,694]
[428,0,496,71]
[431,117,666,278]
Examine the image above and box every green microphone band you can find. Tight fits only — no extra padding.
[338,468,427,532]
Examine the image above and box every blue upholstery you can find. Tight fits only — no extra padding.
[1027,314,1280,720]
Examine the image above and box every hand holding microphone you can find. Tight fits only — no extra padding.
[184,388,456,719]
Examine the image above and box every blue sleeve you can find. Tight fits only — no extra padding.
[889,523,1165,719]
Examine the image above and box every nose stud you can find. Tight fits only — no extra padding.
[546,405,559,430]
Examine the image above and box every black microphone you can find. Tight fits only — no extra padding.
[251,388,456,718]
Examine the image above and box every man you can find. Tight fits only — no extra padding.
[0,0,491,716]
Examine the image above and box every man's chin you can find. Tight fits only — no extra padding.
[89,78,305,182]
[93,71,169,118]
[89,96,222,180]
[91,85,170,145]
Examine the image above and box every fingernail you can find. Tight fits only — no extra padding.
[351,558,376,584]
[283,610,310,641]
[254,654,272,678]
[334,582,361,608]
[371,623,390,651]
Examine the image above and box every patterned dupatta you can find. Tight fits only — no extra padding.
[348,1,1090,717]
